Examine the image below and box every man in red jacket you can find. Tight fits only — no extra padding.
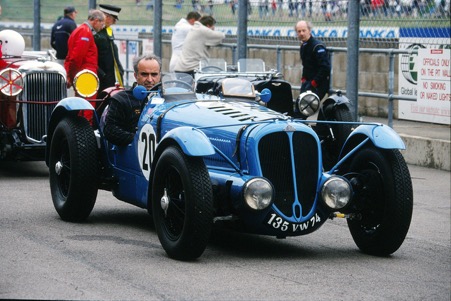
[65,9,105,91]
[64,9,105,122]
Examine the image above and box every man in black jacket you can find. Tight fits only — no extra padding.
[95,4,124,93]
[295,20,331,101]
[103,54,162,146]
[50,6,77,62]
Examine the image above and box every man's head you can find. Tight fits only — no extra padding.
[295,20,312,43]
[133,54,162,90]
[88,9,106,32]
[64,6,77,20]
[99,4,121,27]
[199,15,216,29]
[186,11,201,25]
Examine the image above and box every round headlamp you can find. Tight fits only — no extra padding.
[0,68,23,96]
[321,176,352,210]
[73,69,99,97]
[296,91,320,117]
[243,178,273,210]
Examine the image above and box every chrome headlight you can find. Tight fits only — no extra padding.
[243,178,273,210]
[0,68,23,96]
[321,176,352,210]
[296,91,320,117]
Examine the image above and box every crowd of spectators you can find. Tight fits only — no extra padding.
[186,0,449,20]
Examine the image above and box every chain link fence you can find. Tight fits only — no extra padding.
[0,0,449,48]
[0,0,449,123]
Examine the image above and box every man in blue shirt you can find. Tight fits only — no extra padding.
[51,6,78,62]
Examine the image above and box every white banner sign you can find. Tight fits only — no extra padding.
[398,39,450,125]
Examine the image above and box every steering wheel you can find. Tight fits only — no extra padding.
[201,66,224,72]
[163,80,193,90]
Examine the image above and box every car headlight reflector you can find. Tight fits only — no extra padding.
[321,176,352,210]
[296,91,320,118]
[243,178,273,210]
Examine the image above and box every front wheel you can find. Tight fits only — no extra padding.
[49,116,99,222]
[346,147,413,256]
[152,146,213,260]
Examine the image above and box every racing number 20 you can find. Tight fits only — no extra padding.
[140,131,156,173]
[138,124,158,180]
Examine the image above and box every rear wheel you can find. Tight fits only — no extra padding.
[49,116,99,222]
[346,147,413,256]
[152,146,213,260]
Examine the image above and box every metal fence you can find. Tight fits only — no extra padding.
[1,0,449,125]
[1,0,449,47]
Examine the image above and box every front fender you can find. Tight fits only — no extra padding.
[159,127,215,156]
[53,96,95,112]
[346,123,406,150]
[329,123,406,174]
[46,97,97,165]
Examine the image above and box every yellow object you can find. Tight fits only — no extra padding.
[74,69,99,97]
[106,26,123,87]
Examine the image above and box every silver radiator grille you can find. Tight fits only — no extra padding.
[21,72,66,142]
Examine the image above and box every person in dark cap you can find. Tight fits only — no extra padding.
[50,6,78,62]
[95,4,124,93]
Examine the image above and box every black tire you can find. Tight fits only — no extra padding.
[330,106,354,148]
[49,116,99,222]
[346,147,413,256]
[318,104,354,170]
[152,146,213,260]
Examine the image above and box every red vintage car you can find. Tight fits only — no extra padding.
[0,29,67,161]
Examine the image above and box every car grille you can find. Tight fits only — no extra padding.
[259,131,319,219]
[21,72,66,142]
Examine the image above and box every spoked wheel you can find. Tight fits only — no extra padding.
[346,147,413,256]
[152,146,213,260]
[317,104,354,170]
[49,116,99,222]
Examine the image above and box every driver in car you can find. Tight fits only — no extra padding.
[103,54,162,146]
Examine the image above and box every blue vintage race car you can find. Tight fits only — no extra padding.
[46,73,413,260]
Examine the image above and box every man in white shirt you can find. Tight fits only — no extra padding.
[169,11,201,72]
[174,15,225,76]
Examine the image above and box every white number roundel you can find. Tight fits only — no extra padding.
[137,124,157,180]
